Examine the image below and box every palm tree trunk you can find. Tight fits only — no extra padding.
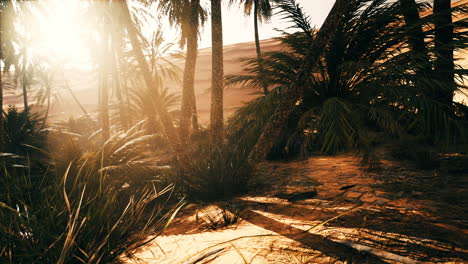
[180,0,200,142]
[65,81,89,117]
[42,88,51,127]
[0,10,4,150]
[120,0,190,170]
[400,0,427,56]
[247,0,352,167]
[433,0,454,106]
[22,58,28,111]
[210,0,224,146]
[111,29,128,130]
[100,56,110,140]
[254,0,269,95]
[191,97,199,132]
[0,58,4,151]
[400,0,429,68]
[399,0,431,101]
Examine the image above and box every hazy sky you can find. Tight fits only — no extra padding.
[198,0,336,48]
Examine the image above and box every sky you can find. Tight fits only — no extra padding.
[197,0,336,48]
[195,0,462,49]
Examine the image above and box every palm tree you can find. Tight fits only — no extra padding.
[157,0,207,142]
[231,0,279,95]
[210,0,224,146]
[433,0,454,107]
[120,0,191,171]
[247,0,354,167]
[231,0,467,168]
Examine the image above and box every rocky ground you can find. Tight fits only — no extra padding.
[126,154,468,264]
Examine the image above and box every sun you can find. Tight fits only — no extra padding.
[17,0,92,69]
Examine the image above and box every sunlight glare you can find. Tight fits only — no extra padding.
[20,0,91,69]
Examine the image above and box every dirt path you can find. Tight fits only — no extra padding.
[127,155,468,264]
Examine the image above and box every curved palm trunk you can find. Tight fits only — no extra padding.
[247,0,352,168]
[433,0,454,106]
[210,0,224,146]
[180,0,200,142]
[254,0,269,95]
[120,0,190,170]
[65,81,89,117]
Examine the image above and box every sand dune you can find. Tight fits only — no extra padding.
[3,0,467,118]
[2,37,285,121]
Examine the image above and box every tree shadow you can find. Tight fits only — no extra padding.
[234,198,468,263]
[240,208,388,263]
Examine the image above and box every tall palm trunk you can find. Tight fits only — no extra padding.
[0,10,4,150]
[433,0,454,106]
[120,0,190,170]
[22,57,28,111]
[400,0,427,57]
[399,0,431,103]
[247,0,352,167]
[0,57,3,150]
[210,0,224,146]
[98,24,111,140]
[111,29,128,130]
[400,0,429,70]
[253,0,269,95]
[65,81,89,117]
[180,0,200,142]
[99,47,110,140]
[42,87,51,127]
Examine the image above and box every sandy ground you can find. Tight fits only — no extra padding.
[125,154,468,264]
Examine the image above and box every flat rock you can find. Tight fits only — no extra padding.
[345,191,362,199]
[373,198,390,206]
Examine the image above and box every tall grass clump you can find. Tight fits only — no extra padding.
[177,130,253,201]
[1,116,183,263]
[0,164,181,263]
